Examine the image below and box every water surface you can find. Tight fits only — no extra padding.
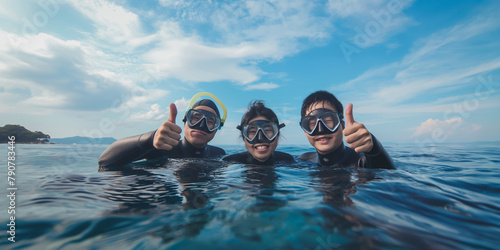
[0,143,499,249]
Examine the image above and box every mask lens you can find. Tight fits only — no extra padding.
[300,116,318,133]
[189,110,203,125]
[246,125,259,140]
[206,115,217,130]
[186,109,221,131]
[241,121,279,142]
[300,111,341,134]
[320,113,339,130]
[262,124,276,139]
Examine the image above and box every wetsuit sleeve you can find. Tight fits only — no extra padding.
[362,134,396,169]
[98,130,163,170]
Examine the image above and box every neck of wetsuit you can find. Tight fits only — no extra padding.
[246,152,275,165]
[182,139,206,157]
[317,144,346,166]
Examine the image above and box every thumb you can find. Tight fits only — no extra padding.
[168,103,177,123]
[345,103,355,126]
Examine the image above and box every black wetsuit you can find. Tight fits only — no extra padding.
[223,151,295,165]
[299,135,395,169]
[98,130,226,171]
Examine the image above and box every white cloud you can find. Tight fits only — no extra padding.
[0,31,171,115]
[66,0,143,46]
[143,28,262,84]
[128,103,167,122]
[413,117,464,137]
[174,97,190,113]
[244,82,280,91]
[327,0,387,18]
[124,97,187,124]
[121,88,170,109]
[0,32,131,112]
[144,0,334,85]
[412,117,483,142]
[59,0,414,88]
[335,4,500,116]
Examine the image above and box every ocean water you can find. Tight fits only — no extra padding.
[0,143,499,249]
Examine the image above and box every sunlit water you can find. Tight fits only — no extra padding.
[0,143,499,249]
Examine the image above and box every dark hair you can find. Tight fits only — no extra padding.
[301,90,344,118]
[241,100,279,125]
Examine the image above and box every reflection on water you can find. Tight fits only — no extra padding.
[0,144,499,249]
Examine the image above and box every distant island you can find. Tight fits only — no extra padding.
[0,124,50,143]
[0,124,116,144]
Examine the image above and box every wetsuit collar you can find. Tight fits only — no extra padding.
[181,139,206,157]
[246,152,275,165]
[317,144,347,166]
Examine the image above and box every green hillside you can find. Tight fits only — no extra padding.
[0,124,50,143]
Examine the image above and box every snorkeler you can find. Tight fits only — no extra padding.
[223,101,294,165]
[299,91,395,169]
[98,92,227,170]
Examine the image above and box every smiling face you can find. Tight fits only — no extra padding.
[303,101,344,154]
[244,116,278,162]
[184,106,217,148]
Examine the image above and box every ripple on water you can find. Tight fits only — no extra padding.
[1,143,500,249]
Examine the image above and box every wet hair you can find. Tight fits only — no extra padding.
[240,100,279,125]
[301,90,344,119]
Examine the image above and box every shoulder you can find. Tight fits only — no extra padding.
[222,152,247,161]
[299,152,317,162]
[273,151,295,162]
[206,145,226,157]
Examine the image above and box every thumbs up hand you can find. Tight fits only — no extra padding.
[153,103,182,150]
[342,103,373,153]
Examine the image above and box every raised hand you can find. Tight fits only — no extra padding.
[342,103,374,153]
[153,103,182,150]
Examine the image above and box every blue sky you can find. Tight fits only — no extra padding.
[1,0,499,146]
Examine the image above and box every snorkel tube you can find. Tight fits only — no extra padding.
[185,92,227,130]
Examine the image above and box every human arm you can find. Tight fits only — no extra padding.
[362,135,396,169]
[342,103,395,169]
[98,103,182,170]
[98,131,162,170]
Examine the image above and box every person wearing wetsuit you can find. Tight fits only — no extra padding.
[299,90,395,169]
[223,101,294,165]
[98,96,226,171]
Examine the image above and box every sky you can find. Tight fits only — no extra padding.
[1,0,499,146]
